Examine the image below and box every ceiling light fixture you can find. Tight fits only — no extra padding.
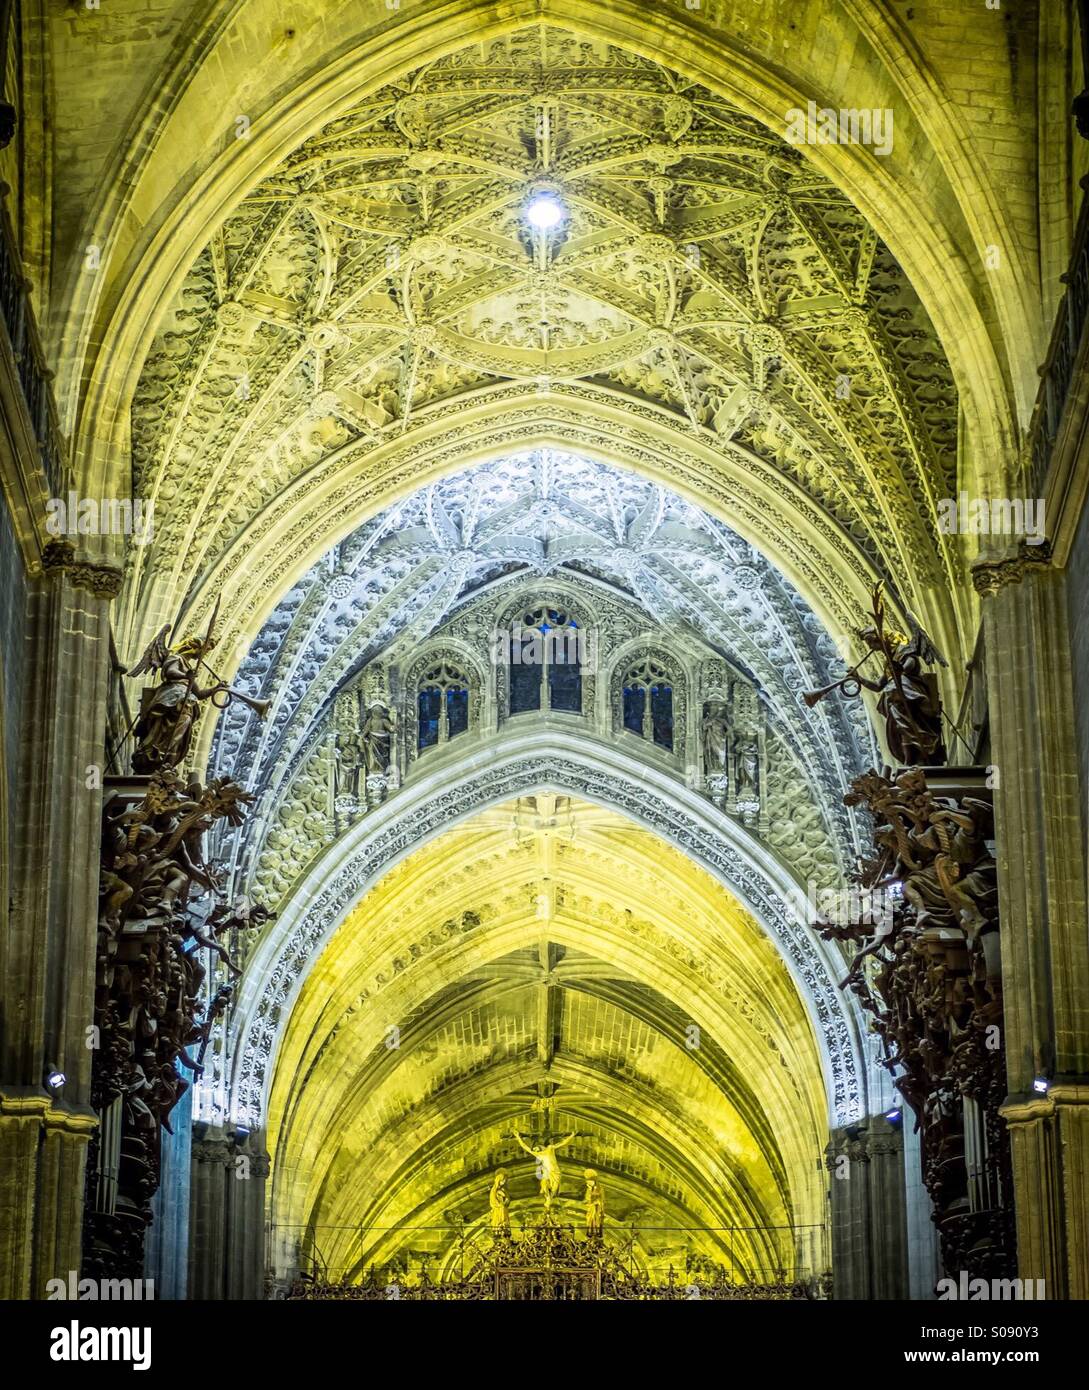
[525,187,566,232]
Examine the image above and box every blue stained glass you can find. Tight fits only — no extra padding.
[447,686,469,738]
[623,684,645,734]
[651,683,673,749]
[418,688,441,749]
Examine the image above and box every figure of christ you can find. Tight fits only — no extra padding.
[514,1131,575,1210]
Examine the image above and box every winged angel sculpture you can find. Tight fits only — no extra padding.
[804,583,948,766]
[127,599,269,773]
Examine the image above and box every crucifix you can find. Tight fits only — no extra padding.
[507,1082,585,1211]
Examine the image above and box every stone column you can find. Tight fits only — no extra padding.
[974,548,1089,1298]
[0,544,119,1297]
[826,1115,910,1299]
[189,1127,269,1299]
[188,1128,232,1300]
[227,1135,270,1300]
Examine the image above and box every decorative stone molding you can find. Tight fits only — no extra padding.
[971,540,1053,597]
[41,540,124,597]
[227,736,869,1129]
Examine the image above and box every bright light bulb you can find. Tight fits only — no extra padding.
[525,192,565,231]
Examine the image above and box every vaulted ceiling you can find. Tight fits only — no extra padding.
[102,13,1005,1281]
[121,23,970,676]
[267,796,828,1281]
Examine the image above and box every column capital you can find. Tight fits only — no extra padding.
[971,540,1052,598]
[40,540,123,598]
[1001,1080,1089,1123]
[192,1138,234,1166]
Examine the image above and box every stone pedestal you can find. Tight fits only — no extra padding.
[975,551,1089,1298]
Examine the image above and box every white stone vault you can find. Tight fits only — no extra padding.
[226,723,879,1129]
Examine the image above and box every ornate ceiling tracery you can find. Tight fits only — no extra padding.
[124,22,966,671]
[119,16,971,1283]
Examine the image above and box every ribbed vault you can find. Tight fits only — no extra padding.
[267,796,828,1282]
[118,18,977,701]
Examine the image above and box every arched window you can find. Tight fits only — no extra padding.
[621,657,673,751]
[417,661,470,752]
[507,606,583,716]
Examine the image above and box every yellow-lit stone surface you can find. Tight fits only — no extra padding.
[267,797,826,1281]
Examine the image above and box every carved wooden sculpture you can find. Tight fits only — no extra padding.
[820,768,1013,1280]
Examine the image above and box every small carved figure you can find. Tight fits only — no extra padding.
[733,734,758,799]
[514,1131,574,1210]
[804,584,947,766]
[583,1169,605,1239]
[360,703,395,774]
[701,700,728,773]
[127,625,223,773]
[489,1169,511,1237]
[127,601,270,774]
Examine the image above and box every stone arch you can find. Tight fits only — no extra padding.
[67,0,1023,529]
[228,723,877,1132]
[178,411,925,774]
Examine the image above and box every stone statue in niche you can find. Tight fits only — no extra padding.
[734,733,759,798]
[700,700,728,775]
[330,690,366,829]
[333,728,366,802]
[731,683,761,825]
[361,703,395,774]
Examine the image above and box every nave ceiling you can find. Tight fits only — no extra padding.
[265,797,829,1283]
[122,22,970,686]
[109,15,974,1282]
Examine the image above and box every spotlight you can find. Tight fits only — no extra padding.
[45,1069,66,1093]
[884,1106,902,1124]
[525,189,566,232]
[1032,1076,1050,1095]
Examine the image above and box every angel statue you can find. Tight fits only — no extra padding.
[514,1130,575,1211]
[583,1169,605,1240]
[804,584,948,766]
[489,1169,511,1237]
[127,600,269,773]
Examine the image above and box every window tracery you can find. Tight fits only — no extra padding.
[417,660,470,752]
[503,605,585,718]
[619,656,676,751]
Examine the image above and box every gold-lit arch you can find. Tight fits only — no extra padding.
[266,797,829,1282]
